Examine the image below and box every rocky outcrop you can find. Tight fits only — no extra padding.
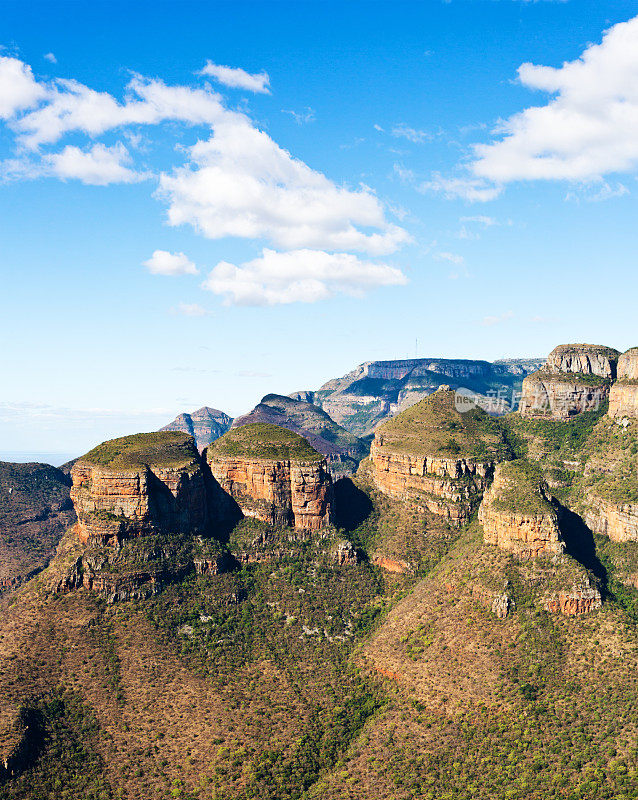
[206,424,333,531]
[609,348,638,419]
[543,580,602,615]
[0,461,76,590]
[70,432,209,546]
[298,357,545,436]
[584,491,638,542]
[519,344,619,419]
[479,460,565,559]
[232,394,368,477]
[160,406,232,451]
[368,389,512,526]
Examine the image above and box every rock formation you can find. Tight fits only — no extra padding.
[543,580,602,615]
[609,348,638,419]
[0,461,76,590]
[206,423,334,531]
[232,394,368,477]
[295,356,545,436]
[519,344,619,419]
[70,431,209,546]
[584,491,638,542]
[368,388,512,526]
[478,460,565,559]
[160,406,233,451]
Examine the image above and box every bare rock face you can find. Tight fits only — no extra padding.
[70,432,209,546]
[519,344,619,419]
[160,406,232,451]
[543,580,602,615]
[584,490,638,542]
[368,389,512,526]
[206,424,333,531]
[609,348,638,419]
[479,460,565,559]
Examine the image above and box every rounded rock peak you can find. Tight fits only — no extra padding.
[207,423,324,463]
[545,343,620,378]
[617,347,638,381]
[77,431,200,471]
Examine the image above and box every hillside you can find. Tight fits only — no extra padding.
[292,356,545,436]
[232,394,368,477]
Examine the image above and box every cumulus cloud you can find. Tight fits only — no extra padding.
[420,174,502,202]
[472,15,638,184]
[0,57,46,119]
[159,117,410,254]
[202,248,407,306]
[46,143,144,185]
[199,61,270,94]
[43,53,57,64]
[144,250,198,276]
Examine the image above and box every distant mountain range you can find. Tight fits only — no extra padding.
[160,406,232,451]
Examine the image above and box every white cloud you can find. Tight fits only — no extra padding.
[392,123,430,143]
[199,62,270,94]
[420,174,502,202]
[171,302,211,316]
[472,15,638,184]
[282,107,315,124]
[202,248,407,306]
[144,250,198,276]
[434,251,465,265]
[43,53,57,64]
[46,143,144,185]
[0,57,46,119]
[460,215,497,227]
[159,116,410,255]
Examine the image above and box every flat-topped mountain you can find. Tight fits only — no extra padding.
[232,393,368,477]
[292,356,545,436]
[160,406,232,450]
[0,461,75,590]
[520,343,620,419]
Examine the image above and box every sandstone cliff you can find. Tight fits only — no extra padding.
[519,344,619,419]
[206,423,333,531]
[231,394,368,477]
[70,431,209,546]
[478,460,565,559]
[368,388,512,526]
[609,348,638,419]
[294,356,545,436]
[160,406,233,450]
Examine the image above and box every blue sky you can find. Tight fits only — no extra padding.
[2,0,638,456]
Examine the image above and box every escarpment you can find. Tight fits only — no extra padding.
[368,388,512,526]
[609,348,638,419]
[478,460,564,559]
[519,344,619,419]
[206,423,334,531]
[70,431,209,546]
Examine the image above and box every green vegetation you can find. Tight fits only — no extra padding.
[81,431,198,470]
[491,459,554,516]
[376,389,512,461]
[581,417,638,503]
[208,423,324,462]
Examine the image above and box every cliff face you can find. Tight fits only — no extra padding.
[519,344,619,419]
[160,406,233,451]
[478,461,565,559]
[367,389,512,526]
[296,357,545,436]
[609,348,638,419]
[70,432,209,546]
[584,491,638,542]
[0,461,75,589]
[232,394,368,477]
[206,424,333,531]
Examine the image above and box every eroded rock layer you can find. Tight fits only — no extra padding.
[70,432,209,545]
[368,389,511,526]
[584,491,638,542]
[206,424,333,531]
[609,348,638,419]
[478,460,565,559]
